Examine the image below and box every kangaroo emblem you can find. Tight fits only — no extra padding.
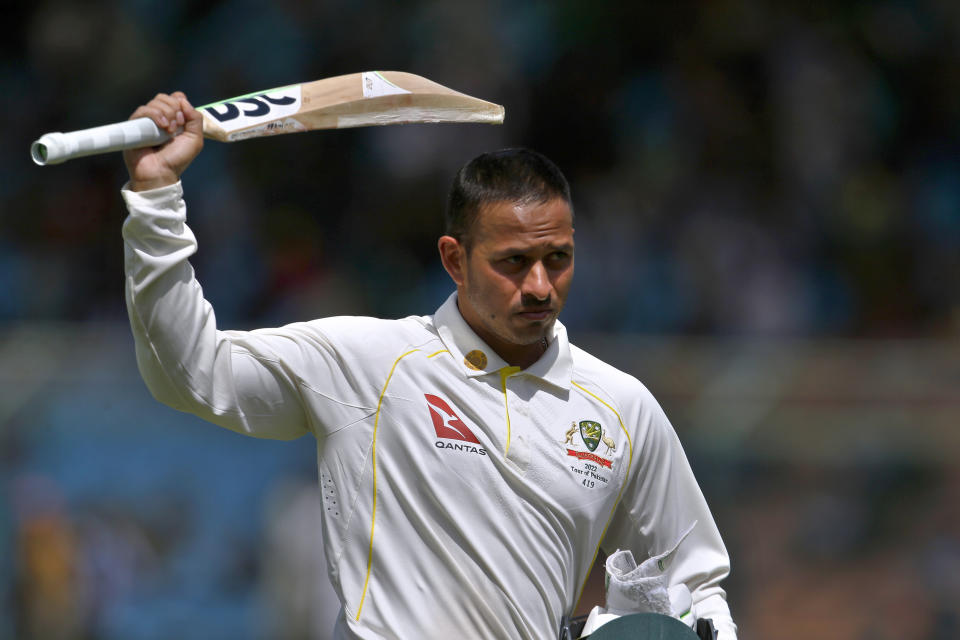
[600,429,616,455]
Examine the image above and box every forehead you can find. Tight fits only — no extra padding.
[472,198,574,247]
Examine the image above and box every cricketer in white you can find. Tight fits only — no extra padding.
[120,93,737,639]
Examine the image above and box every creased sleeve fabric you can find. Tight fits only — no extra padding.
[122,181,329,440]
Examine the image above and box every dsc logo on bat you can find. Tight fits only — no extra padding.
[201,86,303,133]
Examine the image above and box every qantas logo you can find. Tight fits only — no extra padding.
[424,394,486,456]
[425,394,479,442]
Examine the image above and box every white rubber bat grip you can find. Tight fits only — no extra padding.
[31,117,173,166]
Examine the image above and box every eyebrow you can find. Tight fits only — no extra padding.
[492,242,574,257]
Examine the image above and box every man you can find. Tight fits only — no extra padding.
[121,92,737,639]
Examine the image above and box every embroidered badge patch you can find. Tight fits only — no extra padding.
[579,420,601,452]
[561,421,616,489]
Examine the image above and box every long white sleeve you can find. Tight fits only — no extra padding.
[122,182,310,440]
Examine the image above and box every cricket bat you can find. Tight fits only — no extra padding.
[31,71,505,166]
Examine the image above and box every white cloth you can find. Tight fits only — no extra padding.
[580,526,696,637]
[605,522,696,621]
[121,182,738,640]
[605,551,674,618]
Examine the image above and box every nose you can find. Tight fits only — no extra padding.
[523,261,552,301]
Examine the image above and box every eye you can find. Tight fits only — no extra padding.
[503,255,526,266]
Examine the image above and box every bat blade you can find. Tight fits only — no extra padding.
[31,71,505,166]
[199,71,505,142]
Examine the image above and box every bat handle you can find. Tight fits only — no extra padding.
[31,117,175,166]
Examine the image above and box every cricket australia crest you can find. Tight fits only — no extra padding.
[579,420,602,452]
[562,420,616,490]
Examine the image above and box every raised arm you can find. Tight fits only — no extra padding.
[121,92,310,441]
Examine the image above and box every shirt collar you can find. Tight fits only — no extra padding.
[433,292,573,390]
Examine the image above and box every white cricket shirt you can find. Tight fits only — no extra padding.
[121,182,737,640]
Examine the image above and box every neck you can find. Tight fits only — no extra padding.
[488,335,549,370]
[505,336,550,369]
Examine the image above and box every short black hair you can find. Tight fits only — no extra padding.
[445,148,572,249]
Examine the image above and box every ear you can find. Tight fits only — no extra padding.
[438,235,466,286]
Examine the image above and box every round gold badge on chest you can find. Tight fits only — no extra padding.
[464,349,487,371]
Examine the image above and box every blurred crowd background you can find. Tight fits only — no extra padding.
[2,1,958,638]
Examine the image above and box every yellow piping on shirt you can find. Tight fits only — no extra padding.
[427,349,449,359]
[498,366,521,457]
[569,380,635,614]
[355,347,421,621]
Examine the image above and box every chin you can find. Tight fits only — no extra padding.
[510,325,552,345]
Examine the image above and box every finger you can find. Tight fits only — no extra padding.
[145,93,184,133]
[172,93,204,135]
[170,91,191,108]
[155,94,185,134]
[129,104,171,131]
[171,92,199,123]
[130,95,179,132]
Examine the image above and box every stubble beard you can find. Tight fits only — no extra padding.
[463,289,548,350]
[496,299,558,347]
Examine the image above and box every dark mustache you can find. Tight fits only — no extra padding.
[519,294,552,311]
